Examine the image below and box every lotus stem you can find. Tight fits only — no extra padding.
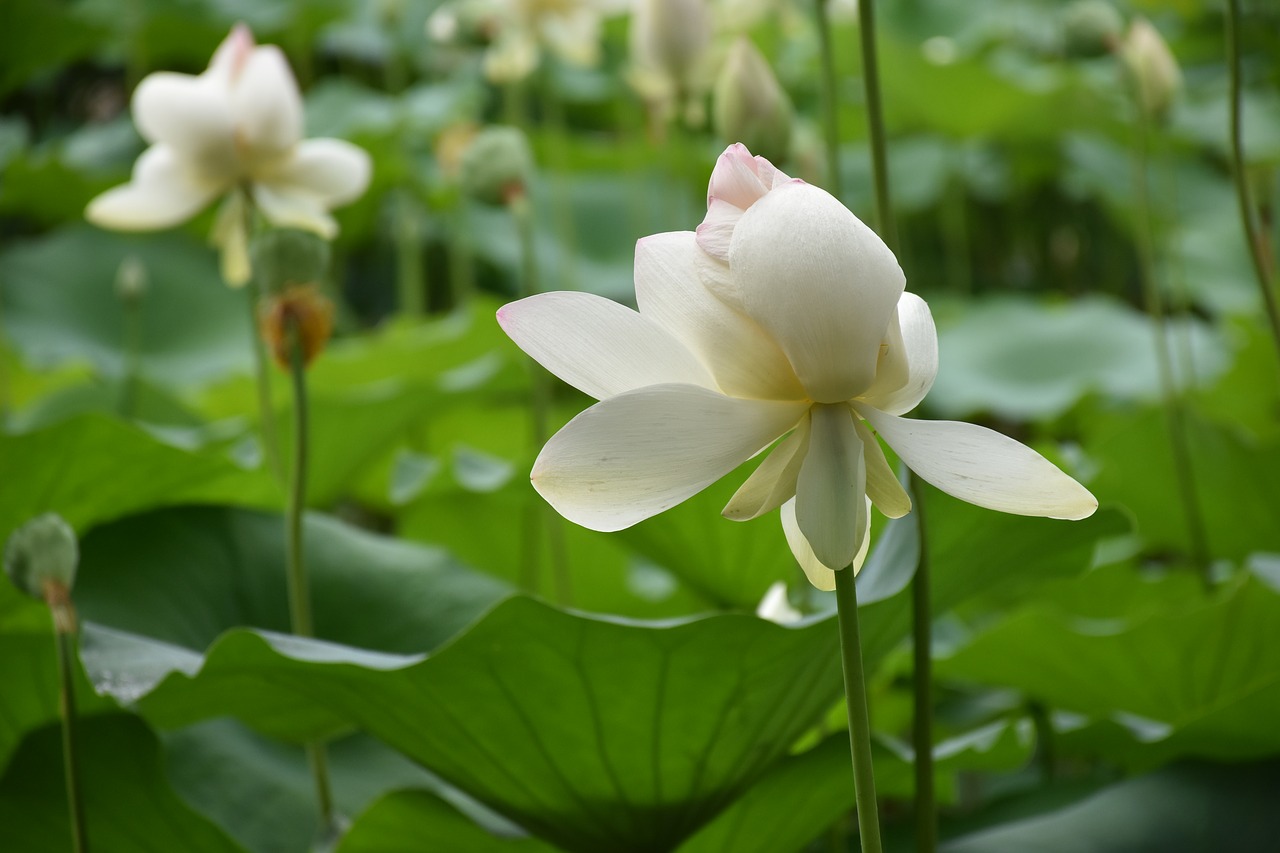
[1131,103,1212,582]
[283,319,336,831]
[835,566,883,853]
[395,189,427,316]
[247,279,286,484]
[46,584,89,853]
[1225,0,1280,368]
[856,1,930,845]
[813,0,841,199]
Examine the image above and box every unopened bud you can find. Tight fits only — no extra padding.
[1061,0,1124,58]
[114,255,148,304]
[459,126,534,206]
[259,285,335,369]
[4,514,78,601]
[630,0,712,89]
[251,229,331,296]
[1119,18,1182,121]
[713,37,793,164]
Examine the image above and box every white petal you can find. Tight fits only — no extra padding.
[756,581,802,623]
[723,412,810,521]
[634,231,804,400]
[855,404,1098,520]
[257,139,371,207]
[781,496,872,591]
[211,191,251,287]
[705,143,790,209]
[207,24,255,85]
[694,197,742,262]
[252,183,338,238]
[859,292,938,416]
[132,72,237,178]
[532,384,807,531]
[230,45,303,159]
[497,292,717,400]
[795,403,867,571]
[855,419,911,518]
[728,182,906,403]
[85,145,224,230]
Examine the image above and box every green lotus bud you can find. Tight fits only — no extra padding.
[114,254,148,304]
[1061,0,1124,58]
[713,37,793,164]
[251,228,332,296]
[459,126,535,206]
[630,0,712,88]
[1119,18,1182,121]
[4,514,78,600]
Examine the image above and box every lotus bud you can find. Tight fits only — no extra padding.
[1061,0,1124,58]
[1119,18,1182,121]
[629,0,712,93]
[713,38,793,165]
[251,228,332,297]
[259,285,335,370]
[114,255,148,305]
[4,514,79,603]
[459,126,535,206]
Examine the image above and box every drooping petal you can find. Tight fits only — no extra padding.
[723,411,810,521]
[634,231,803,400]
[498,291,717,400]
[756,581,803,623]
[85,145,224,230]
[230,45,303,159]
[132,72,237,178]
[211,190,251,286]
[258,139,371,206]
[855,403,1098,520]
[855,419,911,518]
[532,384,807,531]
[859,292,938,416]
[252,183,338,238]
[795,403,867,571]
[727,182,906,403]
[781,496,872,590]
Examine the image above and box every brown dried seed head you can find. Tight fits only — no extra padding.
[260,285,335,369]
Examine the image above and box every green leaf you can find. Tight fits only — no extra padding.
[84,599,844,853]
[76,505,510,654]
[0,714,246,852]
[937,570,1280,769]
[940,761,1280,852]
[337,789,557,853]
[0,414,276,541]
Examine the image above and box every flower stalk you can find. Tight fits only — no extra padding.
[247,276,285,484]
[835,566,882,853]
[50,586,89,853]
[813,0,841,198]
[1225,0,1280,369]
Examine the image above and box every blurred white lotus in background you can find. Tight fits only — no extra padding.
[85,24,370,285]
[499,144,1097,590]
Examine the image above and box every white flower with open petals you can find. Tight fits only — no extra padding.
[499,143,1097,590]
[85,24,371,285]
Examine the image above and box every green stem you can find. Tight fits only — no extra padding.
[814,0,841,198]
[247,281,286,485]
[395,190,426,316]
[120,292,142,420]
[538,63,581,293]
[907,476,936,853]
[51,601,88,853]
[511,194,572,604]
[857,0,895,246]
[284,322,336,831]
[1131,106,1212,581]
[1225,0,1280,369]
[835,567,883,853]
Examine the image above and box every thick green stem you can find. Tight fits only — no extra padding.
[50,598,88,853]
[120,292,142,420]
[813,0,841,198]
[284,323,336,830]
[247,280,285,484]
[1131,108,1212,580]
[1225,0,1280,368]
[395,190,426,316]
[835,567,883,853]
[907,477,936,853]
[857,0,895,246]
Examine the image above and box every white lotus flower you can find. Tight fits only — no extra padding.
[85,24,371,285]
[499,144,1097,590]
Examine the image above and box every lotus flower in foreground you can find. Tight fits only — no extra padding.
[499,144,1097,589]
[85,24,370,285]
